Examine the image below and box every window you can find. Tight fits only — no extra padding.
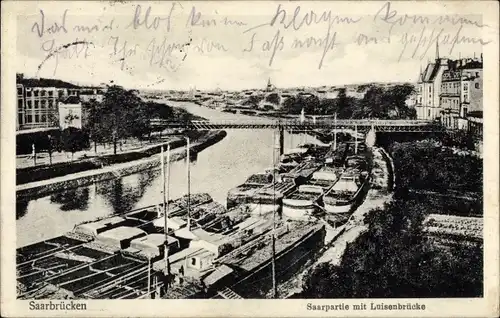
[34,90,39,97]
[17,87,22,95]
[26,115,32,123]
[191,258,196,266]
[48,91,53,97]
[475,83,480,89]
[41,114,47,122]
[26,91,32,97]
[34,101,39,108]
[48,101,53,108]
[428,86,432,93]
[463,83,468,91]
[41,90,46,97]
[462,107,468,117]
[464,94,468,102]
[18,100,23,109]
[428,109,431,118]
[26,101,32,109]
[34,114,39,123]
[18,115,23,126]
[476,72,479,77]
[41,100,46,108]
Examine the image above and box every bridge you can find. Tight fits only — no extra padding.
[150,119,445,132]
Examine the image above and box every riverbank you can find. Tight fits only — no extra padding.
[16,131,227,200]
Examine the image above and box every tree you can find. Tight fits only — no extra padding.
[265,93,280,105]
[302,196,483,298]
[61,127,87,161]
[100,85,144,154]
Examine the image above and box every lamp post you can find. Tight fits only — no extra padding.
[47,134,53,165]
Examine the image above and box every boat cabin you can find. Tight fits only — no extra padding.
[95,226,147,251]
[124,233,180,259]
[73,216,127,238]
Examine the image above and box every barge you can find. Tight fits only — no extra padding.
[323,168,370,216]
[282,166,340,219]
[226,172,274,209]
[247,181,296,216]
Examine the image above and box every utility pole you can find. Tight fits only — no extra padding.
[354,124,358,155]
[166,145,171,287]
[186,137,191,231]
[271,129,278,299]
[333,113,337,151]
[47,135,52,165]
[32,143,36,166]
[147,257,151,298]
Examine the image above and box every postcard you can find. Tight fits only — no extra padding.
[1,0,499,317]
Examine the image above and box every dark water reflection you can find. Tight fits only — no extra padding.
[17,102,322,247]
[16,200,29,220]
[50,188,90,211]
[102,169,159,213]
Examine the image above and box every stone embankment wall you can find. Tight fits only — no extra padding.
[17,131,227,200]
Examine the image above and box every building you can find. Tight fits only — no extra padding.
[57,88,80,99]
[58,96,83,129]
[440,57,483,130]
[23,86,59,129]
[265,78,276,92]
[16,74,83,131]
[440,67,462,129]
[17,83,24,130]
[79,88,105,103]
[415,58,449,120]
[457,59,483,130]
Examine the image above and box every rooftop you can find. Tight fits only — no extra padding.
[17,76,80,89]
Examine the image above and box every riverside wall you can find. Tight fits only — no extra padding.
[17,131,227,200]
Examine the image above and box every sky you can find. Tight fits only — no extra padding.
[15,1,495,91]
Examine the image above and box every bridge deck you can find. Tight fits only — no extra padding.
[150,119,444,132]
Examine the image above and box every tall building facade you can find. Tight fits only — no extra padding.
[23,86,58,129]
[440,57,483,130]
[415,57,449,120]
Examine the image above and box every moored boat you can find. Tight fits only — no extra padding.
[247,180,296,216]
[281,165,340,219]
[323,168,370,215]
[226,172,274,209]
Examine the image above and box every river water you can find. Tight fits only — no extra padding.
[16,102,321,247]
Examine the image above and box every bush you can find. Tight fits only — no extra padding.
[389,141,482,194]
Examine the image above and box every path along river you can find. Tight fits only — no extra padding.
[16,102,322,247]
